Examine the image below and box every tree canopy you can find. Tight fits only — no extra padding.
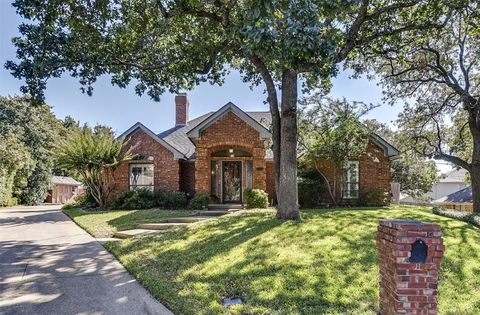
[364,119,439,199]
[298,95,375,205]
[6,0,453,219]
[0,96,65,205]
[359,2,480,211]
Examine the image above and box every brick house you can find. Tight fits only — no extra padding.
[114,94,399,205]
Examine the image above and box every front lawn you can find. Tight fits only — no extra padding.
[102,206,480,314]
[63,208,196,237]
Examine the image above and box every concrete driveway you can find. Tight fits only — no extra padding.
[0,205,173,315]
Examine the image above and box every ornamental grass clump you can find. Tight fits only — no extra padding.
[56,127,132,208]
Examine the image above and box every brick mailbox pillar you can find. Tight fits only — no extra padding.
[376,220,444,315]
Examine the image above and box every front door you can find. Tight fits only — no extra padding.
[222,161,242,203]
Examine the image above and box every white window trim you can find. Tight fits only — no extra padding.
[343,161,359,199]
[129,163,154,191]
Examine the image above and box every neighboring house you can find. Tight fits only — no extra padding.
[45,176,82,204]
[433,186,473,213]
[427,168,469,200]
[114,94,400,204]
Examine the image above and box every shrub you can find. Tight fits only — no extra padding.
[297,168,326,208]
[74,193,99,208]
[359,188,389,207]
[154,189,188,209]
[244,188,269,209]
[111,189,189,210]
[432,206,480,228]
[111,189,155,209]
[189,193,211,210]
[62,203,74,210]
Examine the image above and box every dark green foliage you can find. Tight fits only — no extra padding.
[19,167,52,205]
[359,188,389,207]
[73,192,99,208]
[365,119,440,198]
[433,207,480,228]
[298,97,376,206]
[111,189,156,210]
[7,0,451,220]
[244,188,269,209]
[0,96,63,205]
[188,193,211,210]
[154,189,188,209]
[298,168,326,208]
[111,189,188,210]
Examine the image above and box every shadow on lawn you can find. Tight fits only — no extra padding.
[106,207,480,314]
[107,210,382,314]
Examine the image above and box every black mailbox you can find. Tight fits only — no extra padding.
[409,239,428,263]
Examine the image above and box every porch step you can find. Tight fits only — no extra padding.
[207,204,245,210]
[163,216,212,223]
[113,229,159,239]
[198,210,235,216]
[137,222,189,230]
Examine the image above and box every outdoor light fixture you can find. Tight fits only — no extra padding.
[228,147,234,154]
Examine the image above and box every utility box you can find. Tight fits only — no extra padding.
[376,220,444,315]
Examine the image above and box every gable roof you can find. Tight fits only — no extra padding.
[158,106,272,160]
[51,176,82,186]
[186,102,271,140]
[120,103,399,162]
[369,133,401,158]
[434,186,472,204]
[117,122,185,159]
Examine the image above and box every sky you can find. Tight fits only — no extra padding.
[0,2,452,172]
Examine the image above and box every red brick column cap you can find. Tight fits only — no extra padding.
[379,219,441,231]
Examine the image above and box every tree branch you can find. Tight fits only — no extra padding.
[335,0,370,62]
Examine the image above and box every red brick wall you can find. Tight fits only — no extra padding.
[306,140,392,204]
[179,160,195,198]
[359,141,391,195]
[113,128,180,195]
[194,111,267,195]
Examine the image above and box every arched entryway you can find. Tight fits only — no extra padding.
[210,147,253,204]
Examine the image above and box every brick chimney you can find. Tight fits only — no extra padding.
[175,93,189,126]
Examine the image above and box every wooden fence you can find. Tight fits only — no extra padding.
[442,203,474,213]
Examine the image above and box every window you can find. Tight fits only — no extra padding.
[129,164,154,191]
[246,160,253,189]
[342,161,359,199]
[211,160,219,198]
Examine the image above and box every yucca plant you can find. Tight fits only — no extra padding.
[56,127,132,208]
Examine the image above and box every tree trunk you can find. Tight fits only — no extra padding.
[276,70,300,220]
[314,162,337,207]
[471,162,480,214]
[470,114,480,214]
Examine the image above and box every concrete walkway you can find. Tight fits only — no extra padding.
[0,205,173,315]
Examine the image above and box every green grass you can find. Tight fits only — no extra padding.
[63,208,196,237]
[98,205,480,314]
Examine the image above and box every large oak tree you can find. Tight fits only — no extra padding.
[360,3,480,212]
[7,0,449,219]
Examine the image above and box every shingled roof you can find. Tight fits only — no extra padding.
[158,110,272,160]
[434,186,472,204]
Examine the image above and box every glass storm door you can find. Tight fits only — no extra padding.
[222,161,242,203]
